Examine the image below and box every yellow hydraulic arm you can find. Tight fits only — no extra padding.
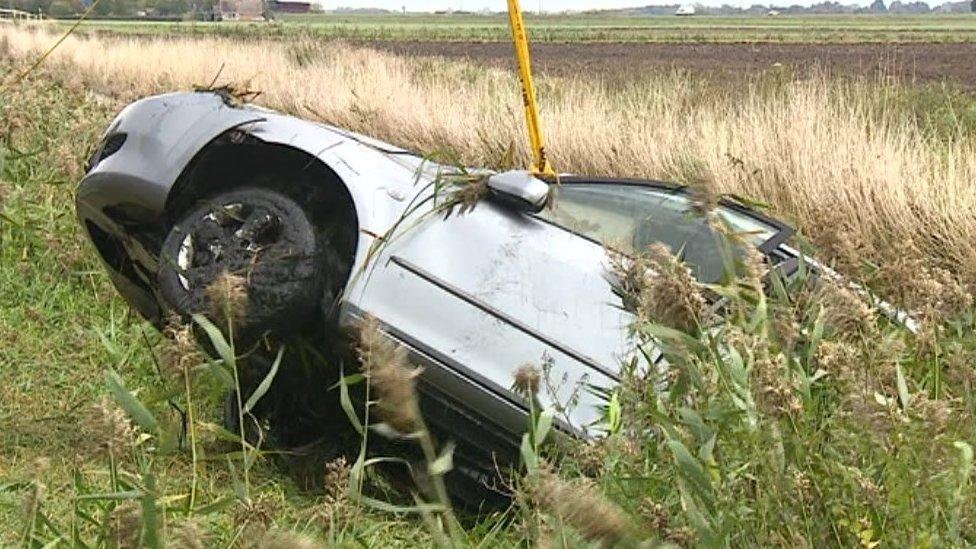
[506,0,556,177]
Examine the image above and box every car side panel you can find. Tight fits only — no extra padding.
[350,200,634,436]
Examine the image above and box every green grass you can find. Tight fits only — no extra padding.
[0,65,455,547]
[2,55,976,547]
[69,13,976,43]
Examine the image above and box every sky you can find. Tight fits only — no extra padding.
[329,1,879,10]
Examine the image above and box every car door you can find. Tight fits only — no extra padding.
[345,176,793,442]
[349,188,635,439]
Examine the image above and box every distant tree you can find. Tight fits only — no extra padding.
[153,0,188,15]
[971,0,975,12]
[48,0,74,15]
[262,0,275,21]
[888,0,931,12]
[93,0,111,15]
[182,0,212,18]
[89,0,137,16]
[868,0,887,10]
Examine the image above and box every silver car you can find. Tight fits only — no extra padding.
[77,91,800,500]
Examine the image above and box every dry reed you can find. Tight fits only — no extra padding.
[3,24,975,291]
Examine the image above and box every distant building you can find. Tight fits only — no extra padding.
[216,0,264,20]
[0,7,39,19]
[767,8,781,14]
[675,4,696,15]
[269,0,311,13]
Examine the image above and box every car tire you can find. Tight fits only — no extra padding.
[158,186,327,340]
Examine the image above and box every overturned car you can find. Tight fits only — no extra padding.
[78,91,806,501]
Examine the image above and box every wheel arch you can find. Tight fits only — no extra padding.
[165,129,364,309]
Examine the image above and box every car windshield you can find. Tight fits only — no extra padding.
[539,183,781,283]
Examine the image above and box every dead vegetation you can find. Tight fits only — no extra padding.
[2,24,976,300]
[355,317,423,435]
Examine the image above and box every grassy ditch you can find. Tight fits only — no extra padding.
[0,64,458,547]
[1,30,975,547]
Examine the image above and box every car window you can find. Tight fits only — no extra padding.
[539,183,780,283]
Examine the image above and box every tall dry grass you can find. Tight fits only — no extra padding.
[3,24,975,291]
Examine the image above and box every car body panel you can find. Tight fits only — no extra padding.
[77,91,811,452]
[78,92,265,220]
[350,198,635,435]
[78,92,439,322]
[241,112,433,238]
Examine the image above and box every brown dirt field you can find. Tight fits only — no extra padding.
[366,41,976,89]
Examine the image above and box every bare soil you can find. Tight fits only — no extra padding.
[366,41,976,89]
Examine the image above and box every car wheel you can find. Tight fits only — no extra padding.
[158,186,327,339]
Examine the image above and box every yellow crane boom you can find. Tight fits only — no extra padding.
[506,0,556,178]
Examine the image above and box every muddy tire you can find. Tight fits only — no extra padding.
[158,187,326,339]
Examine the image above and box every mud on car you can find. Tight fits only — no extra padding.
[78,91,805,504]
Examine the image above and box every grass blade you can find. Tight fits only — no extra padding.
[338,369,364,436]
[105,369,158,433]
[192,314,235,368]
[242,346,284,415]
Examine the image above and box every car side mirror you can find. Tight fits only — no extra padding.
[486,170,550,213]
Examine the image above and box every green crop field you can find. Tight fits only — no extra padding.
[69,13,976,43]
